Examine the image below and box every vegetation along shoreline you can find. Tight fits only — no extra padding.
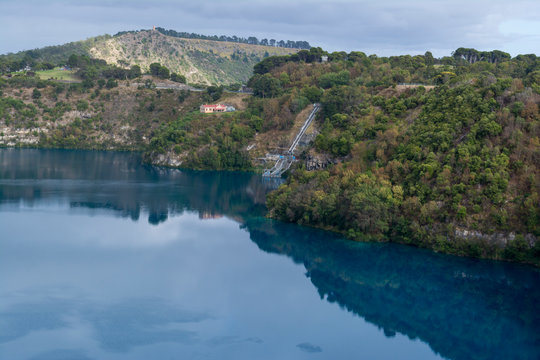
[1,29,538,266]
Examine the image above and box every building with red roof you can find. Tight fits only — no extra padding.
[200,104,234,113]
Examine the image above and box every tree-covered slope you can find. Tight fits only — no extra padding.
[0,75,205,151]
[254,50,539,264]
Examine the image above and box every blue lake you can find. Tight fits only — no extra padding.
[0,149,539,360]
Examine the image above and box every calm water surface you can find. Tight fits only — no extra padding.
[0,149,539,360]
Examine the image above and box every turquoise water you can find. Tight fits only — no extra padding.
[0,149,538,360]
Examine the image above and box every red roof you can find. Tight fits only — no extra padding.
[202,104,226,109]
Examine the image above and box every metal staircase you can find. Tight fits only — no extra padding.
[263,103,320,177]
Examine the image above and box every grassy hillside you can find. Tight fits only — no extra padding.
[36,67,79,81]
[1,30,298,85]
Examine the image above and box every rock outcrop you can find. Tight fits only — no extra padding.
[305,154,336,171]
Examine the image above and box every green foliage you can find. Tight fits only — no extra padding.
[153,27,310,49]
[76,100,89,111]
[129,65,142,78]
[146,110,254,171]
[302,86,323,103]
[149,62,170,79]
[320,85,362,118]
[206,86,224,102]
[170,72,186,83]
[289,95,310,113]
[248,74,282,98]
[318,70,350,89]
[105,79,118,89]
[32,88,41,99]
[257,48,540,265]
[268,170,398,240]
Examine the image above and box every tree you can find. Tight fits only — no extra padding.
[452,48,511,64]
[453,48,481,64]
[129,65,142,79]
[158,66,170,79]
[32,88,41,99]
[302,86,323,103]
[206,85,224,101]
[318,70,350,89]
[170,73,186,83]
[149,62,162,76]
[248,74,282,98]
[106,78,118,89]
[424,51,434,66]
[149,62,170,79]
[67,54,79,67]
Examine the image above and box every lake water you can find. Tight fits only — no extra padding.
[0,149,539,360]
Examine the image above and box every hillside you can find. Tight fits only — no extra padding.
[0,78,204,150]
[1,46,539,265]
[257,50,540,265]
[1,30,298,85]
[0,73,280,172]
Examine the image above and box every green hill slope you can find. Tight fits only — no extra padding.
[1,30,298,85]
[253,50,540,265]
[89,30,297,85]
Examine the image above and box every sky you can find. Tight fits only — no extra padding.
[1,0,540,57]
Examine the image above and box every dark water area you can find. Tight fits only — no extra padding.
[0,149,539,360]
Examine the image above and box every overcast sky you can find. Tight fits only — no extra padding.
[1,0,540,57]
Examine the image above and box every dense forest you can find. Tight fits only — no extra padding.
[250,48,539,264]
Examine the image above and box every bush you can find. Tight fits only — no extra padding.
[289,95,310,113]
[106,79,118,89]
[32,88,41,99]
[76,100,89,111]
[170,73,186,83]
[504,236,530,262]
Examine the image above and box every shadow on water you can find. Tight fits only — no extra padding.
[244,218,540,360]
[1,149,539,360]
